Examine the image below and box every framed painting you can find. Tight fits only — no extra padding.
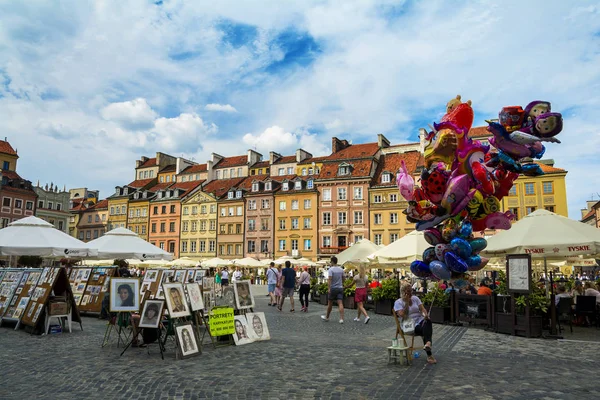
[163,283,191,318]
[109,278,140,312]
[246,312,270,341]
[139,299,164,329]
[233,280,254,310]
[232,315,254,346]
[175,323,200,358]
[185,283,204,311]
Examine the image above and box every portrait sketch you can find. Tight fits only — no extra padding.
[221,286,237,309]
[232,315,254,346]
[109,278,140,312]
[233,280,255,310]
[175,323,199,357]
[32,303,43,323]
[246,312,270,341]
[185,283,204,311]
[139,300,164,329]
[163,283,191,318]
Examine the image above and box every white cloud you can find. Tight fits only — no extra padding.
[152,113,217,152]
[100,98,157,130]
[243,126,298,152]
[204,103,238,113]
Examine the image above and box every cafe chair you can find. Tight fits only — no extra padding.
[575,296,598,327]
[392,311,414,366]
[556,297,573,334]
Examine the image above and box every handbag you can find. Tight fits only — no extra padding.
[400,318,415,335]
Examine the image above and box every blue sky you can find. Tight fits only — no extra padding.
[1,1,599,219]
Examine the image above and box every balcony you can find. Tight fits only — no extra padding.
[319,246,348,255]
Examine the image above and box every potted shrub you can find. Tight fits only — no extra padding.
[422,286,451,324]
[318,283,329,305]
[371,279,397,315]
[343,278,356,309]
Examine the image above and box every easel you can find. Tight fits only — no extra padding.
[120,322,167,360]
[102,312,132,348]
[194,309,216,349]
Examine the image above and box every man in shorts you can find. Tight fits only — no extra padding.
[278,260,296,312]
[266,262,278,306]
[321,256,345,323]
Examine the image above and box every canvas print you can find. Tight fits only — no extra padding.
[109,278,140,312]
[32,303,43,323]
[74,294,82,305]
[246,312,270,341]
[162,283,191,318]
[185,270,195,283]
[185,283,204,311]
[222,286,237,309]
[102,277,110,292]
[81,269,92,281]
[161,270,174,284]
[26,301,36,319]
[194,269,205,282]
[174,270,185,283]
[139,299,164,328]
[75,283,86,293]
[233,315,254,345]
[156,285,165,299]
[233,280,255,309]
[175,323,199,357]
[81,295,90,306]
[145,270,159,282]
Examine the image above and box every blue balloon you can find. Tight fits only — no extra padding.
[430,260,451,280]
[469,238,487,253]
[466,255,481,267]
[444,251,469,273]
[410,260,433,278]
[450,238,473,259]
[423,247,437,263]
[458,221,473,238]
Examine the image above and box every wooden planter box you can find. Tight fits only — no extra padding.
[375,299,393,315]
[428,306,451,324]
[319,294,328,305]
[495,313,543,337]
[343,296,355,310]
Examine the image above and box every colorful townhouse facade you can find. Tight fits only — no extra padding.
[76,199,109,242]
[0,140,37,228]
[180,184,218,261]
[212,178,247,259]
[244,176,273,259]
[107,178,156,231]
[34,183,70,232]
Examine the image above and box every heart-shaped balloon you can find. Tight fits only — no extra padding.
[422,247,437,263]
[410,260,433,278]
[450,238,473,259]
[430,260,451,280]
[466,255,481,267]
[424,228,443,245]
[467,256,489,272]
[458,221,473,238]
[435,244,450,261]
[445,251,469,273]
[469,238,488,253]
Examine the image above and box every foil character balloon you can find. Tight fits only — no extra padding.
[441,101,474,132]
[423,247,437,263]
[424,228,444,245]
[410,260,433,278]
[397,159,415,201]
[450,237,472,259]
[430,260,452,280]
[523,100,551,126]
[498,106,525,133]
[485,211,515,230]
[435,244,450,261]
[469,238,488,253]
[444,252,469,274]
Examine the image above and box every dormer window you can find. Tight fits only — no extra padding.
[158,192,163,199]
[338,164,350,176]
[307,179,314,189]
[115,187,120,195]
[236,190,242,198]
[252,182,259,192]
[382,173,391,183]
[282,182,289,191]
[134,193,139,199]
[308,168,313,175]
[265,182,272,191]
[302,168,307,176]
[143,192,147,198]
[227,191,234,199]
[294,181,302,190]
[165,191,171,198]
[123,187,129,195]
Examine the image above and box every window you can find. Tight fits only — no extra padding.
[303,199,311,209]
[307,180,314,189]
[48,201,53,210]
[323,189,331,201]
[161,205,166,214]
[374,213,382,224]
[210,205,216,213]
[238,167,242,177]
[354,211,363,224]
[323,212,331,225]
[282,183,289,191]
[302,168,307,176]
[228,191,234,199]
[14,199,22,209]
[545,206,555,212]
[160,222,166,232]
[294,181,302,190]
[220,207,226,217]
[191,221,197,231]
[261,240,269,253]
[200,241,206,252]
[86,231,91,240]
[200,220,206,231]
[265,182,272,191]
[389,194,398,202]
[25,201,33,210]
[373,195,382,203]
[228,207,234,216]
[237,206,243,216]
[247,240,256,253]
[374,234,382,245]
[160,176,164,183]
[121,205,126,214]
[79,232,84,240]
[151,223,156,233]
[248,200,257,210]
[261,218,269,231]
[201,205,207,214]
[38,200,44,209]
[279,201,286,211]
[322,236,331,247]
[2,197,11,207]
[308,168,313,175]
[210,220,216,230]
[236,190,242,198]
[236,224,242,234]
[129,209,134,218]
[141,226,146,234]
[87,215,92,223]
[153,206,158,215]
[209,240,216,252]
[338,212,347,224]
[95,215,100,222]
[278,168,285,176]
[279,219,286,230]
[230,168,236,178]
[291,217,299,229]
[181,176,187,182]
[2,161,9,170]
[252,183,259,192]
[526,206,536,215]
[543,182,553,194]
[303,217,311,229]
[228,224,234,234]
[182,241,188,253]
[390,233,398,242]
[216,170,221,179]
[525,183,535,195]
[382,173,391,183]
[248,219,256,231]
[219,245,224,255]
[509,185,517,196]
[135,209,140,217]
[291,239,298,250]
[338,165,350,175]
[279,240,286,251]
[57,203,62,211]
[390,213,398,224]
[262,199,270,209]
[170,205,176,213]
[219,224,226,234]
[354,235,363,243]
[190,241,196,253]
[287,167,293,174]
[338,188,347,200]
[183,207,189,215]
[291,200,299,210]
[304,239,312,250]
[102,214,106,221]
[353,187,363,199]
[159,242,165,250]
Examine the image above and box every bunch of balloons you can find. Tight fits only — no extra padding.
[399,95,564,281]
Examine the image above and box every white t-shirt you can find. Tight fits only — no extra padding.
[221,270,229,280]
[585,288,600,304]
[394,295,424,325]
[266,268,278,284]
[232,270,242,281]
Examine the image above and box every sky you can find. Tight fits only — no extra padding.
[1,0,599,219]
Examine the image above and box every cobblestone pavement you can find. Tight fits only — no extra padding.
[0,288,598,399]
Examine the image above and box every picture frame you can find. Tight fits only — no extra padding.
[139,299,165,329]
[185,270,195,283]
[233,280,254,310]
[144,270,159,282]
[222,286,237,309]
[246,312,270,341]
[185,283,204,311]
[232,315,255,346]
[109,278,140,312]
[162,283,191,318]
[174,271,185,283]
[175,323,200,358]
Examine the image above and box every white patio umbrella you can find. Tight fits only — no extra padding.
[0,216,97,257]
[369,230,430,265]
[201,257,231,268]
[273,255,294,265]
[291,257,318,267]
[260,258,274,266]
[85,227,172,260]
[335,239,382,266]
[231,257,264,268]
[168,257,201,268]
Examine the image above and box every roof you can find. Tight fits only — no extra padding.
[148,182,172,192]
[372,151,423,187]
[326,142,380,161]
[0,140,18,156]
[127,178,155,188]
[2,170,22,180]
[181,163,207,174]
[214,155,247,169]
[468,126,490,138]
[270,174,299,182]
[536,162,566,174]
[202,177,247,199]
[93,199,109,209]
[136,157,157,169]
[298,156,328,165]
[251,161,270,169]
[317,159,374,180]
[272,155,296,164]
[159,165,176,173]
[171,180,205,192]
[582,209,595,221]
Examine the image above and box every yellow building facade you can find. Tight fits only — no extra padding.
[180,188,218,261]
[127,195,150,240]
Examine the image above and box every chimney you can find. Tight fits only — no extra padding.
[207,160,215,182]
[331,137,350,153]
[269,151,281,165]
[296,149,312,163]
[419,128,428,154]
[377,134,390,149]
[211,153,224,165]
[247,149,262,167]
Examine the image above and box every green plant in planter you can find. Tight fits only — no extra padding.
[317,282,329,295]
[343,278,356,297]
[494,271,508,295]
[422,286,449,307]
[514,284,548,316]
[371,279,398,301]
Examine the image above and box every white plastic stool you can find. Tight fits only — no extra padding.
[45,308,72,334]
[388,345,411,366]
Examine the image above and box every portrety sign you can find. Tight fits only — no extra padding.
[209,307,234,336]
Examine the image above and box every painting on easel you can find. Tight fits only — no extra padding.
[110,278,140,312]
[175,323,200,358]
[163,283,191,318]
[233,280,254,310]
[246,312,270,341]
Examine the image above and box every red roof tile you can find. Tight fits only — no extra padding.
[202,177,247,199]
[372,151,423,187]
[2,170,22,180]
[318,159,374,180]
[536,162,566,173]
[159,165,176,173]
[582,209,595,221]
[172,180,205,192]
[93,199,109,209]
[148,182,172,192]
[127,178,155,188]
[136,157,157,169]
[251,161,270,168]
[272,155,296,164]
[326,142,380,161]
[468,126,491,138]
[0,140,18,156]
[271,174,298,182]
[181,164,208,174]
[298,156,328,165]
[214,155,247,169]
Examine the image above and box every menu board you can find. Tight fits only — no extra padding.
[506,254,532,294]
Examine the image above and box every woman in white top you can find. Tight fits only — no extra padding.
[352,265,370,324]
[298,266,311,312]
[394,284,436,364]
[583,281,600,304]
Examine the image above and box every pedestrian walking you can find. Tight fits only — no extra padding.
[321,256,345,324]
[274,265,283,306]
[352,265,370,324]
[266,262,278,306]
[221,267,229,286]
[278,260,296,312]
[232,266,242,282]
[298,266,311,312]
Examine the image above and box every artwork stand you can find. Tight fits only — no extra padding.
[195,310,216,349]
[119,324,166,360]
[170,317,201,360]
[102,312,132,348]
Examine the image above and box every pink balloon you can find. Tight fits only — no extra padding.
[397,159,415,201]
[441,174,472,214]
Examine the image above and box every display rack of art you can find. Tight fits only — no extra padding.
[0,269,26,323]
[141,269,164,299]
[2,269,43,329]
[185,282,215,349]
[77,267,116,313]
